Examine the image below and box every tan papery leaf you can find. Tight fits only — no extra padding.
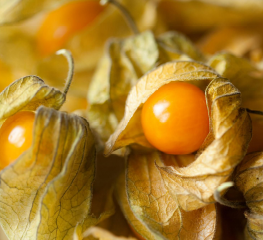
[0,75,64,124]
[87,31,203,143]
[234,152,263,239]
[209,53,263,152]
[0,106,96,239]
[105,60,252,210]
[115,152,217,240]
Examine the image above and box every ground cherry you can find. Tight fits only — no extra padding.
[0,111,35,169]
[37,1,105,56]
[141,82,209,155]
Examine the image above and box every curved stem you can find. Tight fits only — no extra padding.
[100,0,139,35]
[246,108,263,116]
[214,182,247,208]
[56,49,74,96]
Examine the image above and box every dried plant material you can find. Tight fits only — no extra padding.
[209,53,263,152]
[158,31,204,62]
[115,152,217,240]
[0,106,96,239]
[158,0,263,33]
[115,173,156,239]
[0,75,64,124]
[104,61,219,154]
[234,152,263,239]
[88,32,202,143]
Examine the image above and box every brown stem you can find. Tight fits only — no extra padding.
[100,0,139,35]
[246,108,263,116]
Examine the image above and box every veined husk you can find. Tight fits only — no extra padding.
[105,60,252,211]
[234,152,263,240]
[87,30,203,143]
[115,161,217,240]
[208,53,263,152]
[0,76,114,239]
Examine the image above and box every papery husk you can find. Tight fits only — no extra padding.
[105,60,252,210]
[0,106,96,239]
[234,152,263,240]
[0,75,64,125]
[0,68,116,238]
[88,31,203,143]
[115,153,217,240]
[209,53,263,152]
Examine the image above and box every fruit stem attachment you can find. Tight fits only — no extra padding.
[214,182,247,208]
[100,0,139,35]
[246,108,263,116]
[56,49,74,96]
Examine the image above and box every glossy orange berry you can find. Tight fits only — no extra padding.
[37,1,105,56]
[0,111,35,169]
[141,82,209,155]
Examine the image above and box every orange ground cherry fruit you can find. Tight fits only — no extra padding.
[37,0,105,56]
[141,82,209,155]
[0,111,35,169]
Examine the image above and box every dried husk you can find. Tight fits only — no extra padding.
[115,152,217,240]
[105,60,252,210]
[0,75,65,125]
[209,53,263,152]
[0,106,96,239]
[234,152,263,240]
[87,31,203,143]
[0,74,116,239]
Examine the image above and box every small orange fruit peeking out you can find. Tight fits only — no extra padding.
[141,82,209,155]
[0,111,35,169]
[37,1,105,56]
